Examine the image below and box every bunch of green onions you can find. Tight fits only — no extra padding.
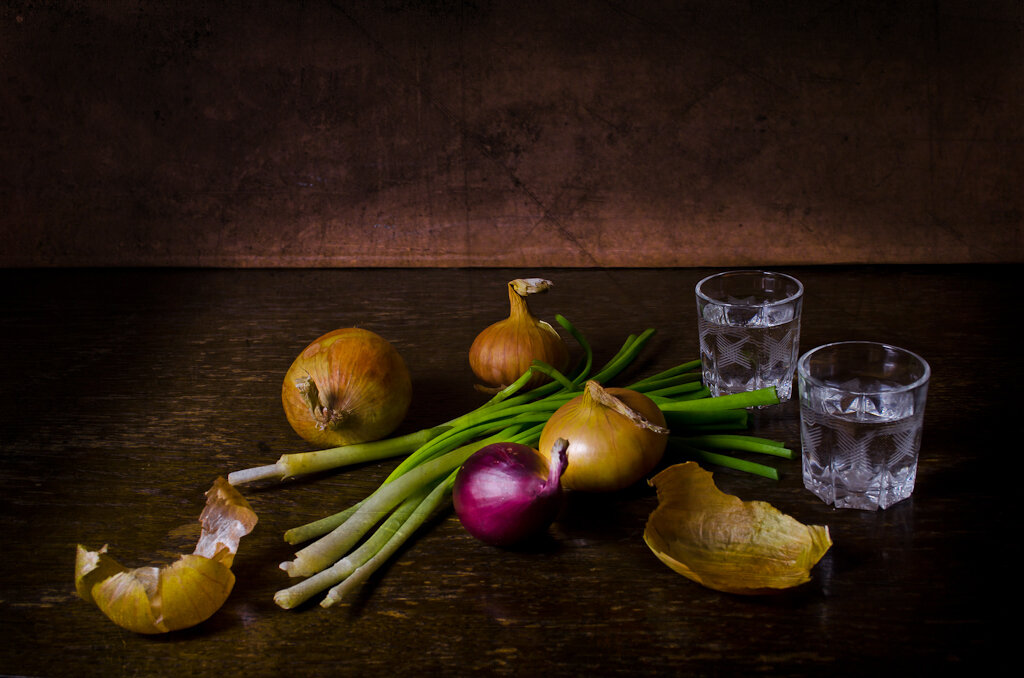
[228,317,791,609]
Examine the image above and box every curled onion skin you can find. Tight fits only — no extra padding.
[74,478,258,634]
[453,440,568,547]
[282,328,412,448]
[469,279,569,391]
[539,381,668,492]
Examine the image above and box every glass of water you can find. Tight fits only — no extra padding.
[695,270,803,401]
[797,341,930,510]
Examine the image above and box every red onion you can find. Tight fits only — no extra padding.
[453,439,569,547]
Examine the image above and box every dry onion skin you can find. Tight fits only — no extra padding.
[74,477,258,634]
[282,327,412,448]
[469,278,570,392]
[644,462,831,595]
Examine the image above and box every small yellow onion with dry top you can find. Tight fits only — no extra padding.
[469,278,569,392]
[75,477,258,634]
[282,327,412,447]
[644,462,832,595]
[539,380,669,492]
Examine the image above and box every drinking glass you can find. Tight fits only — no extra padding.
[798,341,930,510]
[695,270,803,401]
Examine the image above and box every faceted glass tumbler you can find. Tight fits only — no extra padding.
[798,341,930,510]
[695,270,803,402]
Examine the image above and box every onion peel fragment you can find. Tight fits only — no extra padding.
[643,463,831,595]
[75,477,258,634]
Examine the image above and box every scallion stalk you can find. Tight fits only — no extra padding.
[656,386,780,411]
[284,498,366,545]
[281,433,505,578]
[678,434,793,459]
[669,442,781,480]
[642,381,706,399]
[625,360,702,390]
[274,487,430,609]
[226,426,450,486]
[662,408,748,429]
[320,468,459,608]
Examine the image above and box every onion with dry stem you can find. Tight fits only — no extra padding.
[282,328,412,448]
[469,278,569,392]
[539,380,669,492]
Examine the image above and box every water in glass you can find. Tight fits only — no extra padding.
[698,302,800,401]
[800,382,923,510]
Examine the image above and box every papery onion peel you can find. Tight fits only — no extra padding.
[644,462,831,595]
[75,477,258,634]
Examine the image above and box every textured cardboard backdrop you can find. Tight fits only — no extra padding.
[2,1,1021,267]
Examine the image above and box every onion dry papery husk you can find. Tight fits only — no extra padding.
[469,278,570,392]
[643,462,831,595]
[282,328,412,448]
[75,477,258,634]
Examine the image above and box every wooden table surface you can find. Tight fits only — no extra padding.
[0,266,1010,676]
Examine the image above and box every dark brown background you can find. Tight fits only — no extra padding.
[2,0,1021,268]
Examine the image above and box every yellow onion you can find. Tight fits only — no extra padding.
[538,380,668,492]
[644,462,832,595]
[74,477,258,634]
[282,328,412,447]
[469,278,569,392]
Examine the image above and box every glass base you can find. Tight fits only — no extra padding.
[804,472,916,511]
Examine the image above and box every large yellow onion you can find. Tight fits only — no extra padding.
[539,380,669,492]
[469,278,569,392]
[282,328,412,447]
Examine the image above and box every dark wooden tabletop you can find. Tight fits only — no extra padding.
[0,266,1011,676]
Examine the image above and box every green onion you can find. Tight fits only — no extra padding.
[677,434,794,459]
[320,469,457,608]
[669,442,781,481]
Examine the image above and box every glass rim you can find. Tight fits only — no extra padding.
[797,340,931,395]
[695,269,804,307]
